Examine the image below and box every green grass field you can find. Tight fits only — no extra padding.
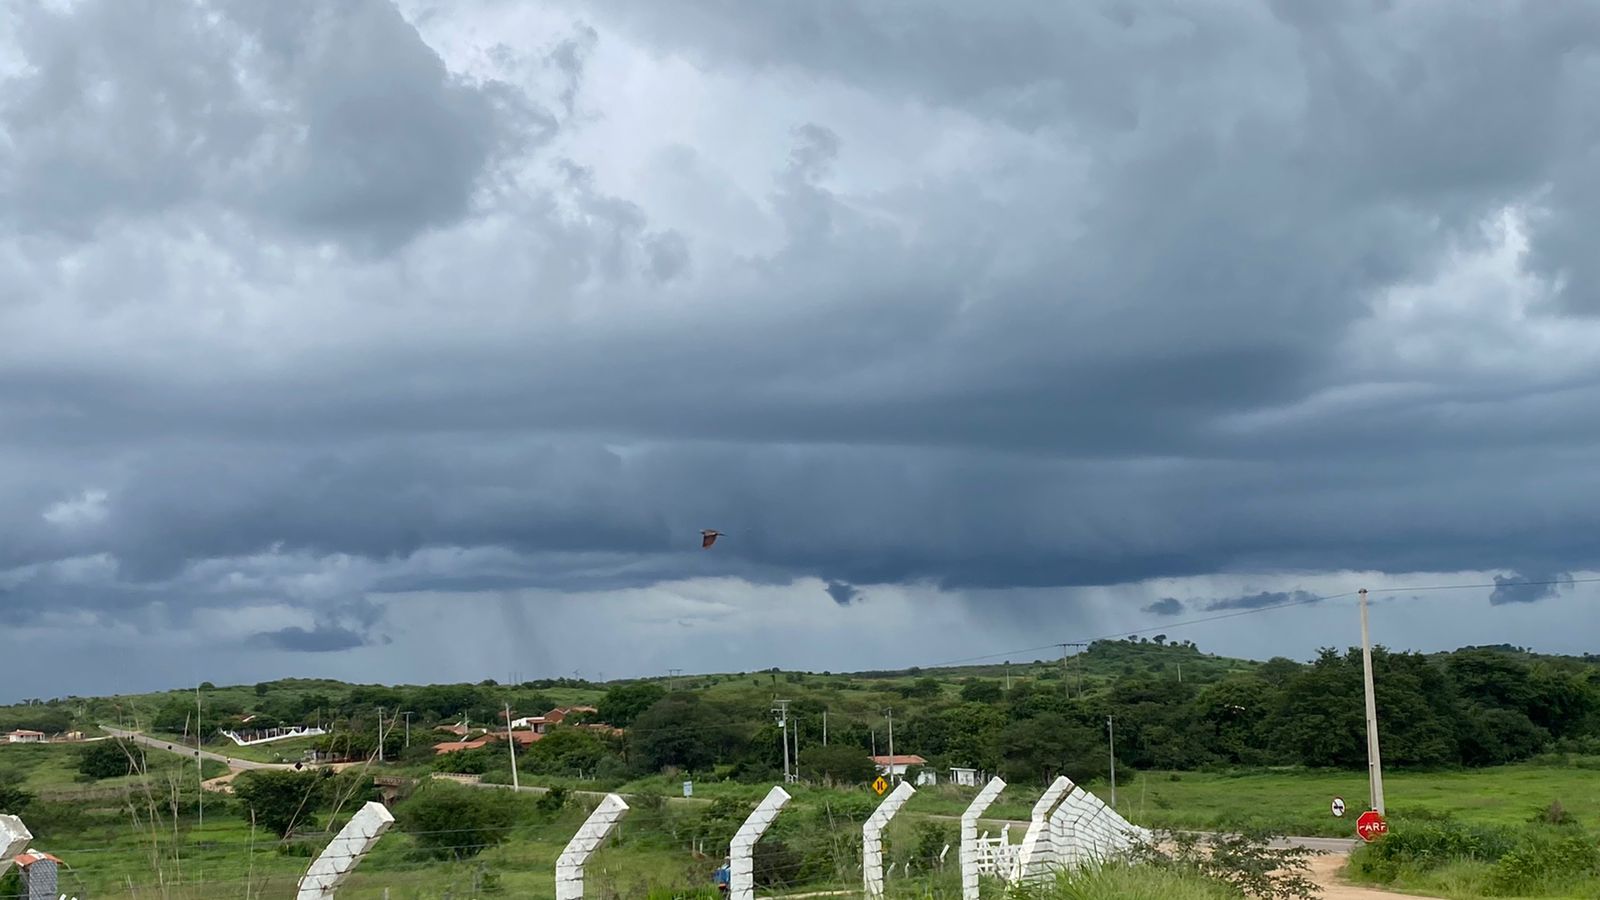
[8,758,1597,898]
[1115,758,1600,838]
[0,741,227,797]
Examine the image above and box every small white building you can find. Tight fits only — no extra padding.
[5,730,44,744]
[949,767,981,787]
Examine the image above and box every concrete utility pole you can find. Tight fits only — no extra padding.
[772,700,792,783]
[402,712,413,749]
[1107,716,1117,811]
[196,684,204,827]
[822,709,827,746]
[792,713,800,780]
[1359,589,1387,814]
[505,702,520,791]
[377,708,385,763]
[885,708,896,783]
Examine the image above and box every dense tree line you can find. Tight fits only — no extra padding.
[486,643,1600,788]
[891,645,1600,782]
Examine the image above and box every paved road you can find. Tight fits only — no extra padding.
[101,726,290,771]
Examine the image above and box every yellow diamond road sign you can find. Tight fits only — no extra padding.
[872,776,888,796]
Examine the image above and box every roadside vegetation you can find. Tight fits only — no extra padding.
[1349,803,1600,898]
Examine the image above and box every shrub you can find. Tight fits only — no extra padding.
[0,780,35,815]
[1350,819,1518,882]
[1129,829,1320,900]
[233,769,332,837]
[77,738,144,779]
[1485,833,1600,895]
[395,781,517,860]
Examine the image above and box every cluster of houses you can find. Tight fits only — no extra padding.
[432,705,619,755]
[4,729,85,744]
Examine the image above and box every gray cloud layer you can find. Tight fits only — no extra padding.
[3,0,1600,690]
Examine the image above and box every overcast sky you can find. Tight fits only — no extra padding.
[4,0,1600,702]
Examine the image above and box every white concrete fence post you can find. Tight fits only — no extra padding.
[296,801,395,900]
[1013,775,1071,883]
[1048,782,1152,871]
[863,780,916,899]
[730,785,791,900]
[959,778,1006,900]
[555,793,629,900]
[0,815,31,877]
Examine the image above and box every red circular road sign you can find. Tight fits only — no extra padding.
[1356,810,1388,842]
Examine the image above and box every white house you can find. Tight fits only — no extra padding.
[870,754,927,778]
[5,729,45,744]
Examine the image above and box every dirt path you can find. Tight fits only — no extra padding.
[1309,852,1444,899]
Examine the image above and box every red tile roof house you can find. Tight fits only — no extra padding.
[870,754,927,777]
[4,729,45,744]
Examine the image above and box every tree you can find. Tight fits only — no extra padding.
[597,682,668,729]
[629,693,732,773]
[798,744,876,785]
[0,780,34,815]
[959,680,1004,704]
[78,739,143,779]
[396,781,516,860]
[233,769,332,837]
[522,727,616,776]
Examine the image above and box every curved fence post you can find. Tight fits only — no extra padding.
[863,780,917,898]
[960,778,1006,900]
[1049,787,1093,869]
[1049,785,1149,870]
[730,785,791,900]
[0,815,31,877]
[296,801,395,900]
[556,793,629,900]
[1013,775,1071,882]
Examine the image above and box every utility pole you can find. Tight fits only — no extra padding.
[773,700,792,783]
[1107,715,1117,811]
[1359,588,1387,814]
[402,711,413,749]
[1058,643,1088,698]
[792,713,800,780]
[377,707,385,763]
[1005,661,1011,691]
[196,683,204,828]
[505,702,520,791]
[886,708,896,783]
[822,709,827,746]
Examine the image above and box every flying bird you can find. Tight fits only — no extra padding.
[701,530,724,549]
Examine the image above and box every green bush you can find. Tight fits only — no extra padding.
[77,738,144,779]
[395,781,517,860]
[1485,833,1600,896]
[1352,819,1519,882]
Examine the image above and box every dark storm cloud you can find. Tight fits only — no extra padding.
[1142,598,1184,617]
[1490,572,1573,606]
[3,0,1600,692]
[825,581,862,606]
[0,0,547,250]
[1206,591,1321,612]
[257,624,371,653]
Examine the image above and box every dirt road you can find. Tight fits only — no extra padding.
[1307,851,1443,899]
